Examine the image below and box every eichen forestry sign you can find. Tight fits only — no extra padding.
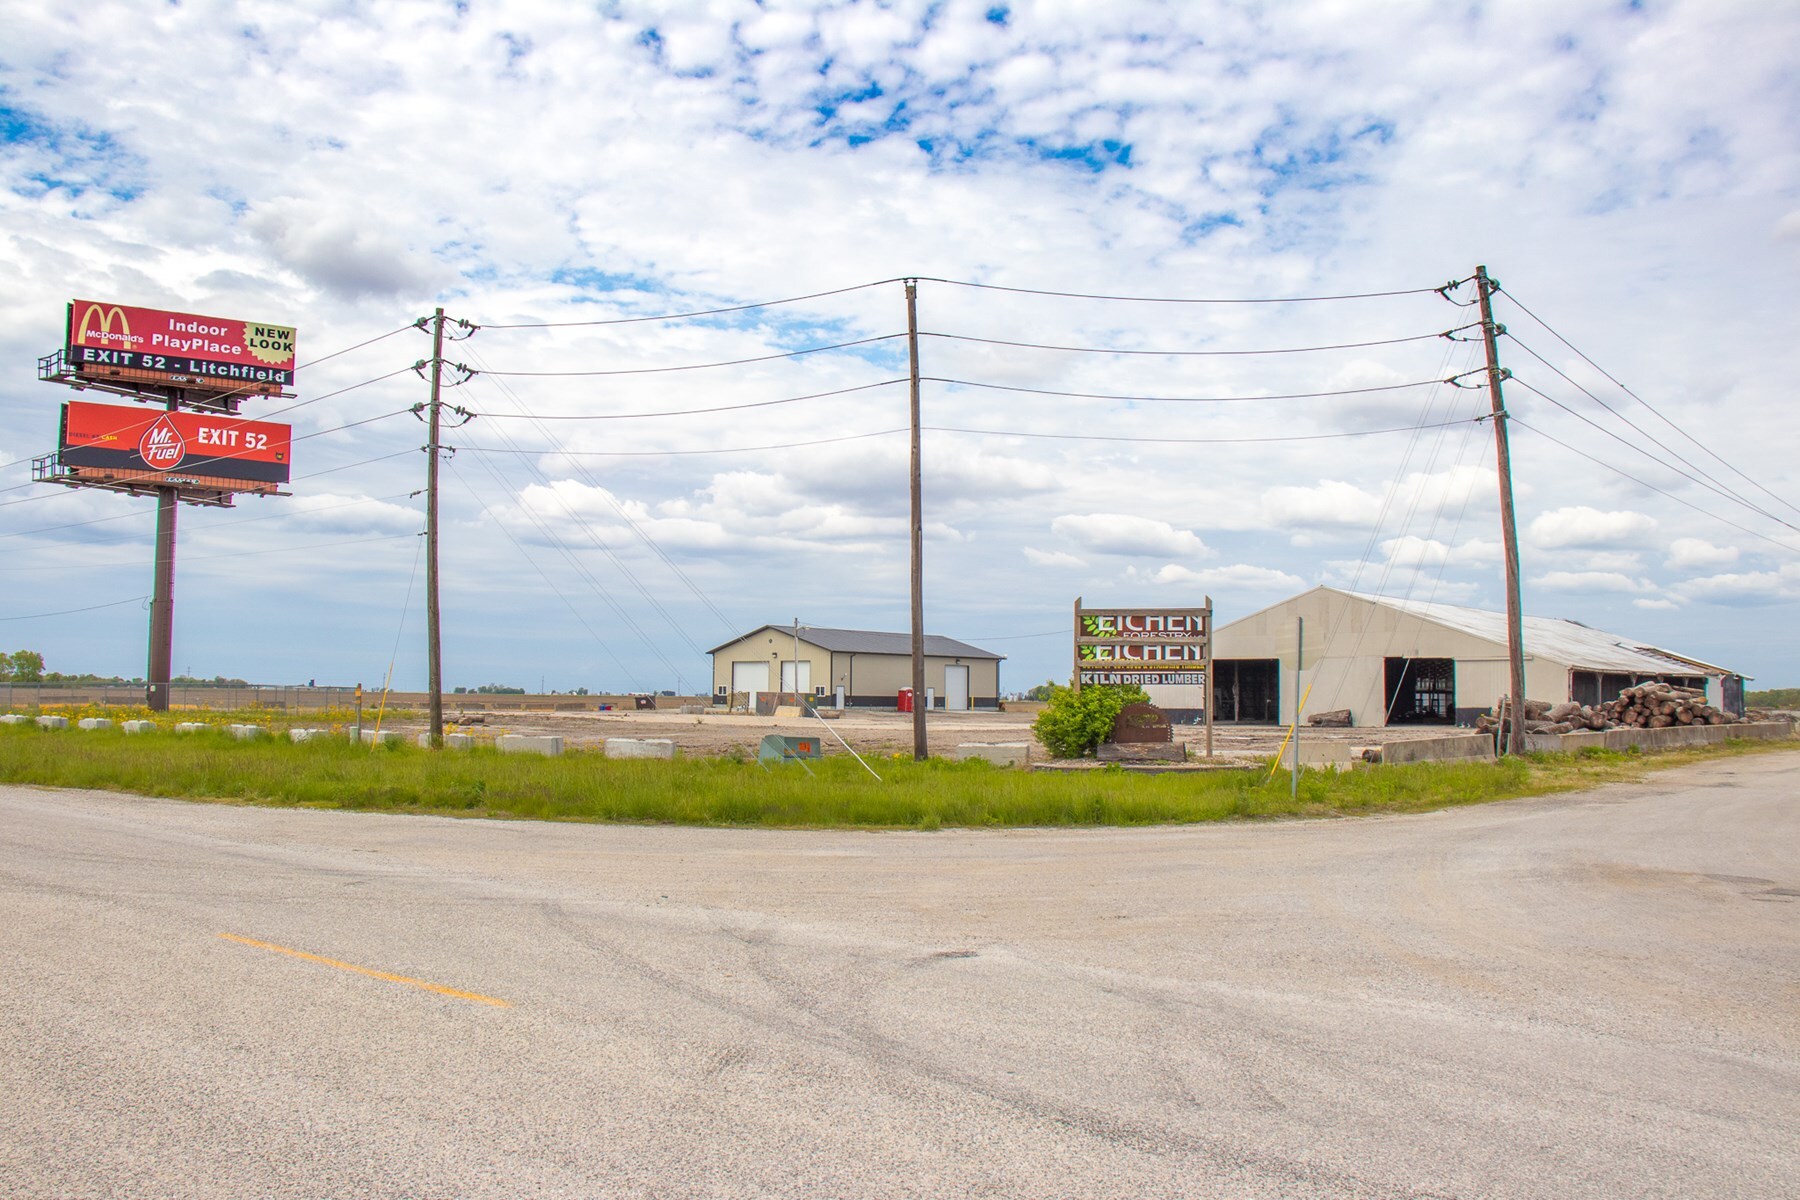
[1073,597,1211,689]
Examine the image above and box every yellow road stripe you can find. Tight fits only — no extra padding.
[218,933,510,1008]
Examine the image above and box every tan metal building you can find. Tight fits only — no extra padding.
[1211,587,1743,727]
[708,625,1004,710]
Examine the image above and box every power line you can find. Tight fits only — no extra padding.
[923,417,1484,445]
[460,428,908,457]
[1505,336,1785,525]
[463,378,908,421]
[1509,416,1800,555]
[1497,285,1800,520]
[471,333,906,377]
[291,448,420,480]
[913,276,1449,304]
[920,325,1475,357]
[0,489,412,543]
[921,376,1461,404]
[1510,378,1798,533]
[444,460,644,689]
[460,355,742,638]
[2,530,423,575]
[474,279,905,329]
[0,594,149,622]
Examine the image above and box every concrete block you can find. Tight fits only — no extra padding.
[1731,721,1794,742]
[175,722,209,734]
[444,733,474,750]
[77,718,114,731]
[953,742,1031,767]
[35,716,69,730]
[1380,733,1495,765]
[678,705,706,715]
[357,729,401,746]
[230,724,265,740]
[122,720,156,734]
[0,714,29,726]
[1097,742,1186,763]
[289,728,328,743]
[605,737,677,760]
[498,734,562,757]
[1296,742,1352,766]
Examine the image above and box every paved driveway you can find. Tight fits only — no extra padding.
[2,755,1795,1198]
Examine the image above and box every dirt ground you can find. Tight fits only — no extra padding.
[376,705,1479,764]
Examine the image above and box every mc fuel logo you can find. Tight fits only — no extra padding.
[139,415,186,470]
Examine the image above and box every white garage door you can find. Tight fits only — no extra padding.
[731,661,770,693]
[944,664,970,711]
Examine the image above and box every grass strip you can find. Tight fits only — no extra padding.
[2,726,1794,828]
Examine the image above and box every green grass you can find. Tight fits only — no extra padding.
[2,725,1794,828]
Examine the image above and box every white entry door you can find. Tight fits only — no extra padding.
[731,661,770,693]
[780,661,812,693]
[944,664,970,711]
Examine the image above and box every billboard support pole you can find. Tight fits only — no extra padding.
[425,307,446,749]
[147,483,177,712]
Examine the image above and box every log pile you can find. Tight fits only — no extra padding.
[1474,683,1745,735]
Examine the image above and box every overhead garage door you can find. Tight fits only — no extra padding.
[731,661,770,693]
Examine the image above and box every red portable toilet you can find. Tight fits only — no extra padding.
[897,687,914,713]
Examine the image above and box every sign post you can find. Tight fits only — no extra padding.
[1073,598,1214,758]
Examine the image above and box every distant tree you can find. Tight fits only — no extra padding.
[1026,679,1057,701]
[473,683,527,695]
[2,650,47,683]
[1747,687,1800,708]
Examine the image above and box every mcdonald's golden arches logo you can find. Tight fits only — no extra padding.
[75,303,133,346]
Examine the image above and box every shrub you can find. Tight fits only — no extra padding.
[1031,683,1149,758]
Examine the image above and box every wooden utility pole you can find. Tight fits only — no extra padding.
[1203,595,1213,759]
[1476,266,1528,756]
[905,280,927,760]
[424,307,446,748]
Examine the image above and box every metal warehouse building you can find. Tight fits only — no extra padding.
[709,625,1004,710]
[1210,587,1745,727]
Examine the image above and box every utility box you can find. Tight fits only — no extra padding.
[758,734,823,764]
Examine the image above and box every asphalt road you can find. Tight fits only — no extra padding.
[2,755,1796,1199]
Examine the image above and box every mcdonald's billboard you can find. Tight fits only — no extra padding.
[58,400,293,487]
[66,299,298,386]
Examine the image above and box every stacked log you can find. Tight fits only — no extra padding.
[1474,682,1744,734]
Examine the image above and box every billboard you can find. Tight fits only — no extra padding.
[66,299,297,386]
[58,400,292,488]
[1075,601,1210,688]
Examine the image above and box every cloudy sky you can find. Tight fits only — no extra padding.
[2,0,1796,695]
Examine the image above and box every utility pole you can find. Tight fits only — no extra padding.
[905,280,927,761]
[425,307,446,749]
[1476,265,1528,756]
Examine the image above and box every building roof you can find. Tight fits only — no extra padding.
[1335,589,1738,677]
[709,624,1004,660]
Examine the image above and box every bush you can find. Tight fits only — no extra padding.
[1031,683,1149,758]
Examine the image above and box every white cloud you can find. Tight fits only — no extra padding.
[1532,570,1651,592]
[1051,513,1211,558]
[1526,507,1658,549]
[1680,565,1800,605]
[1665,537,1738,569]
[1151,563,1305,591]
[1023,546,1085,568]
[1633,597,1682,611]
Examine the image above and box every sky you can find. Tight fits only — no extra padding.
[1,0,1797,696]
